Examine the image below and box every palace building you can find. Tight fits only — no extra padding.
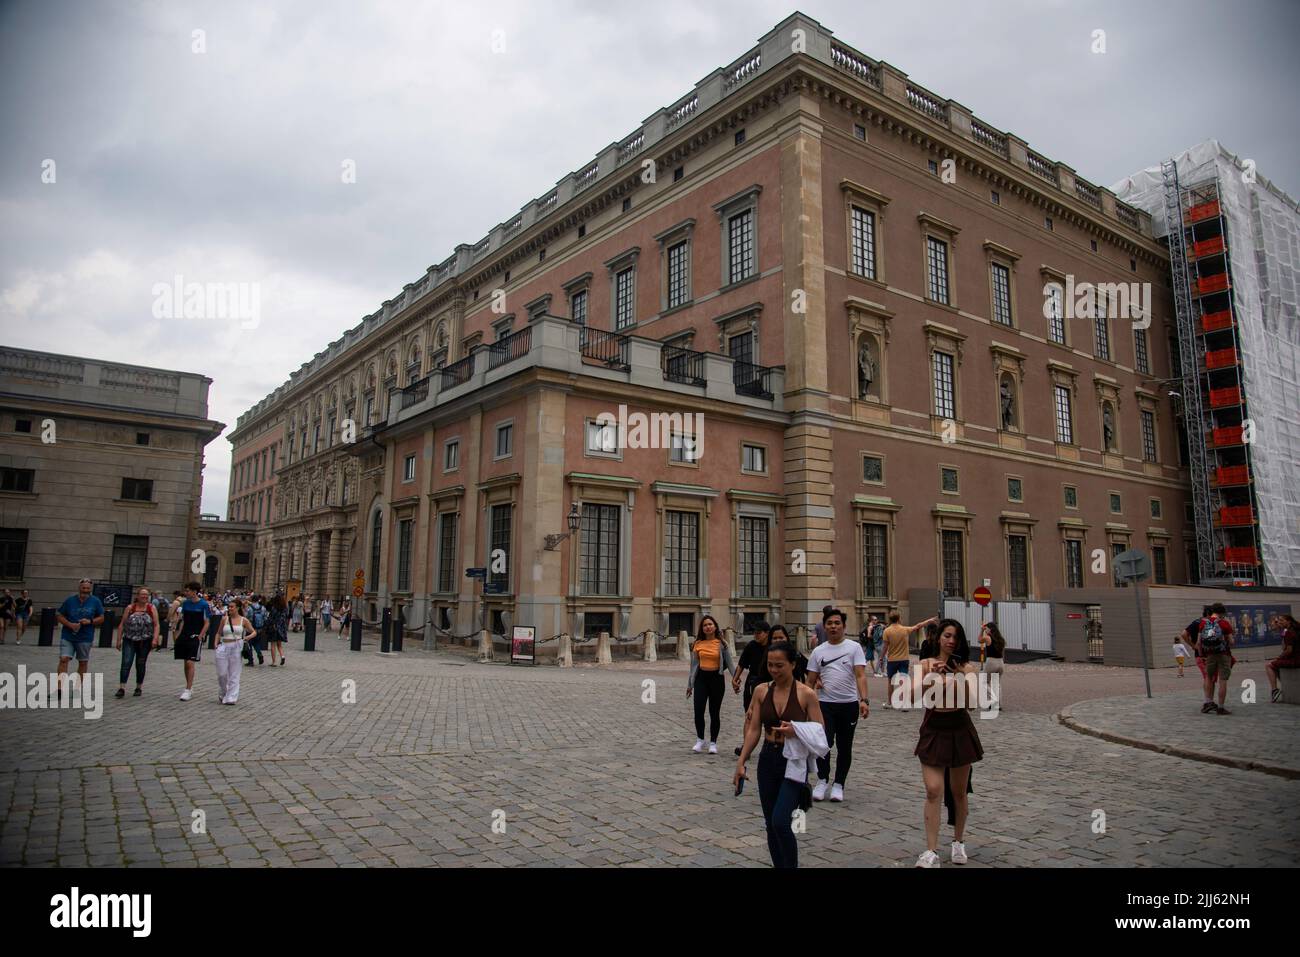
[227,12,1192,641]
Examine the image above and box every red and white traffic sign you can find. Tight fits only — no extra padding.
[972,586,992,607]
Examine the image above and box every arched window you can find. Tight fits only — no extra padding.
[369,510,383,586]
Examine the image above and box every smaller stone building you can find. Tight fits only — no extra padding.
[192,516,256,591]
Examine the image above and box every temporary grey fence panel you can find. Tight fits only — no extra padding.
[995,600,1054,653]
[943,600,992,641]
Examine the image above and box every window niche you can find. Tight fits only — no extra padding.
[990,342,1025,448]
[847,297,892,423]
[1095,375,1123,462]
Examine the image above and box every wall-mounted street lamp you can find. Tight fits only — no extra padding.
[544,503,581,551]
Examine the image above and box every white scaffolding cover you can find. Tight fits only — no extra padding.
[1113,140,1300,587]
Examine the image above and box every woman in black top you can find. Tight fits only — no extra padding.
[732,622,772,755]
[15,590,33,643]
[0,589,13,644]
[978,622,1006,711]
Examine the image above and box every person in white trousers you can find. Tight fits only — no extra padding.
[215,599,257,705]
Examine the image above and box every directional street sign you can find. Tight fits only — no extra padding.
[1114,548,1151,584]
[465,567,487,579]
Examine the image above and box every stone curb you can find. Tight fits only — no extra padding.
[1056,705,1300,780]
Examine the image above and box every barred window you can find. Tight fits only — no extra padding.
[437,513,458,593]
[1134,327,1150,374]
[369,511,382,585]
[1141,411,1158,462]
[728,209,754,284]
[1054,385,1073,444]
[1008,535,1028,598]
[664,510,700,596]
[991,263,1012,325]
[1153,546,1168,585]
[738,516,769,598]
[941,530,964,595]
[489,503,511,592]
[667,241,690,309]
[1047,285,1066,344]
[396,519,413,591]
[927,236,949,304]
[615,267,635,329]
[110,535,148,584]
[1112,542,1126,587]
[932,351,955,419]
[1094,294,1110,359]
[850,206,876,280]
[571,289,588,326]
[862,522,888,598]
[580,503,620,595]
[1065,539,1084,587]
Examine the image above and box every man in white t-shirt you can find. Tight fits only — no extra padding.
[805,608,869,803]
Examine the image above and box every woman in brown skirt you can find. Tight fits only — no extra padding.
[911,618,982,868]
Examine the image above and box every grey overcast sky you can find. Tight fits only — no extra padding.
[2,0,1297,517]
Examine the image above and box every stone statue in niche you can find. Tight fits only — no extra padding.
[857,338,875,398]
[1000,378,1016,430]
[1103,404,1116,451]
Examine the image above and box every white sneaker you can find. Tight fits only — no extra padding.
[916,849,941,868]
[830,783,844,802]
[812,780,829,801]
[692,739,704,753]
[951,841,968,865]
[179,689,192,701]
[707,742,718,754]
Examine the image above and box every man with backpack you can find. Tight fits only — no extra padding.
[1184,602,1234,715]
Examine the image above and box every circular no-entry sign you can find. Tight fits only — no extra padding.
[972,586,992,607]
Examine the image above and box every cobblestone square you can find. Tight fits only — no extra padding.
[1,638,1297,868]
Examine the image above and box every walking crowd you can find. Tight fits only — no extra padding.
[40,578,353,706]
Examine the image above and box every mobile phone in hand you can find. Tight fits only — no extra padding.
[735,778,745,796]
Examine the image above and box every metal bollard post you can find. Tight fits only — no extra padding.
[304,617,316,652]
[350,616,363,651]
[392,610,403,653]
[38,609,56,646]
[380,607,391,653]
[98,611,116,648]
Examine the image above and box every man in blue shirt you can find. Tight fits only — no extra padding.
[173,581,211,701]
[55,578,105,699]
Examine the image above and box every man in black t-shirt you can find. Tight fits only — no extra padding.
[732,622,772,756]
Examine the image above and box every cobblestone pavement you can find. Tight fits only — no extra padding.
[1,637,1297,868]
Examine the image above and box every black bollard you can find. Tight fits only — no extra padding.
[158,615,169,649]
[304,617,316,652]
[99,610,116,648]
[350,616,362,651]
[392,611,403,653]
[38,608,56,646]
[380,606,391,653]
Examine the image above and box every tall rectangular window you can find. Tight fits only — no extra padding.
[489,504,511,592]
[1054,385,1073,444]
[941,529,964,595]
[932,351,955,419]
[495,423,513,458]
[437,513,458,593]
[580,503,619,595]
[738,516,769,598]
[927,236,949,304]
[444,440,459,471]
[615,267,635,329]
[667,241,690,309]
[396,519,413,591]
[571,289,588,326]
[1065,540,1084,587]
[369,511,382,585]
[110,535,148,583]
[1112,542,1126,587]
[1141,411,1158,462]
[664,510,699,596]
[728,332,753,367]
[0,528,29,579]
[850,206,876,280]
[1094,295,1110,359]
[403,454,416,482]
[1047,285,1066,344]
[1153,546,1168,584]
[1008,535,1029,598]
[1134,327,1150,374]
[727,209,754,284]
[862,522,888,598]
[991,263,1012,325]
